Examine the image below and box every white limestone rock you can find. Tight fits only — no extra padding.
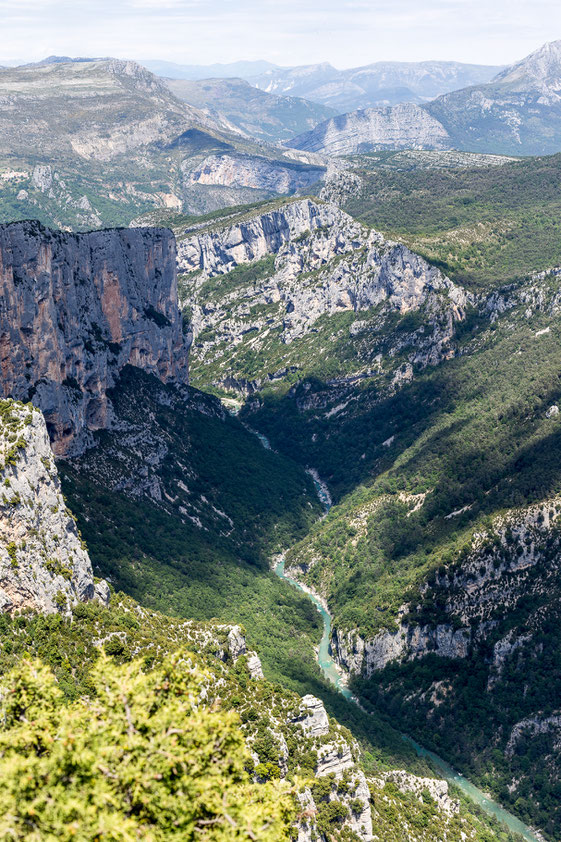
[227,625,247,658]
[287,103,452,156]
[296,694,330,737]
[374,770,459,816]
[0,400,106,615]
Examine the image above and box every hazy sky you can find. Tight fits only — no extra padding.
[1,0,560,69]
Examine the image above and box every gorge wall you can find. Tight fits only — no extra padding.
[0,220,190,456]
[0,399,107,614]
[329,497,561,677]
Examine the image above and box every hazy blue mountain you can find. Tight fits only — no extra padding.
[166,76,336,143]
[140,58,279,80]
[289,40,561,156]
[249,60,503,112]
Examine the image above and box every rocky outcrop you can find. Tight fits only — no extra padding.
[225,624,264,678]
[373,770,459,816]
[332,497,561,675]
[506,712,561,757]
[296,694,330,737]
[177,198,336,277]
[332,622,471,677]
[0,399,107,615]
[183,153,324,194]
[180,199,468,361]
[0,220,190,456]
[292,694,373,841]
[287,103,452,156]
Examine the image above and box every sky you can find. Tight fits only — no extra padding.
[0,0,560,69]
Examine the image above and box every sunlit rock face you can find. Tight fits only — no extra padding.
[0,400,106,614]
[0,220,190,455]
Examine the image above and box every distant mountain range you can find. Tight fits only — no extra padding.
[140,59,278,80]
[248,60,503,112]
[165,77,336,144]
[288,40,561,156]
[0,58,324,230]
[140,57,503,113]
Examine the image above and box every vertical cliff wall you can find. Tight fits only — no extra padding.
[0,399,107,614]
[0,220,190,455]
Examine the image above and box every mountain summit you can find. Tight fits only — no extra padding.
[288,39,561,156]
[492,38,561,95]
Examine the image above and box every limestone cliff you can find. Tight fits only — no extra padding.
[0,220,190,456]
[0,399,106,614]
[178,198,468,394]
[286,103,452,156]
[331,496,561,676]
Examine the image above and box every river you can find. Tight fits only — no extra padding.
[274,471,543,842]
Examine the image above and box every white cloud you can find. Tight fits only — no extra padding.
[0,0,559,68]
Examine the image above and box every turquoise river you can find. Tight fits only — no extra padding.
[244,419,543,842]
[275,542,542,842]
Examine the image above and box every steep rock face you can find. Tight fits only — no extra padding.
[373,771,459,816]
[287,103,451,155]
[292,694,373,842]
[181,153,325,213]
[180,199,467,369]
[177,198,338,276]
[332,497,561,675]
[332,622,471,677]
[0,220,190,456]
[0,399,105,614]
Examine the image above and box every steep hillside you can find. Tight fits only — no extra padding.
[155,180,561,838]
[287,104,452,155]
[0,399,107,615]
[247,236,561,838]
[341,152,561,292]
[0,220,189,455]
[0,59,325,228]
[0,588,523,842]
[287,40,561,157]
[166,77,336,144]
[0,397,519,841]
[152,197,468,400]
[0,216,323,691]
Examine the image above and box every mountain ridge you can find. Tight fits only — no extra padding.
[287,39,561,156]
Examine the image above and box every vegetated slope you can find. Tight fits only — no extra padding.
[254,262,561,839]
[0,590,523,842]
[249,60,502,112]
[0,213,323,693]
[426,40,561,156]
[139,196,467,402]
[166,77,336,144]
[162,167,561,836]
[58,364,326,692]
[0,398,515,842]
[286,40,561,157]
[342,152,561,292]
[0,59,324,229]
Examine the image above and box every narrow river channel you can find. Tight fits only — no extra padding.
[274,470,543,842]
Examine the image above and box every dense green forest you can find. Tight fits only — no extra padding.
[344,152,561,291]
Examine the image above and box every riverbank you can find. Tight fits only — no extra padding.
[274,556,543,842]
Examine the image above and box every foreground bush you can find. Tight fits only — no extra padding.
[0,651,293,841]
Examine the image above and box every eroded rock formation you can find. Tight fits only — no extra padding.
[0,399,107,614]
[0,220,190,456]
